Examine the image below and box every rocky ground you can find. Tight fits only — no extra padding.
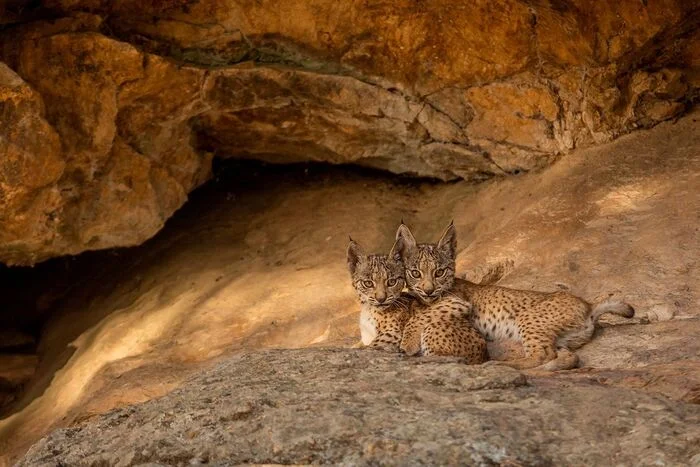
[19,349,700,466]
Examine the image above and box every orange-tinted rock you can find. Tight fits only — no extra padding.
[42,0,536,92]
[0,23,212,264]
[40,0,697,89]
[0,1,697,264]
[194,66,494,179]
[0,63,64,265]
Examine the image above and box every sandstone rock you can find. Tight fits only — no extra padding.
[0,63,64,265]
[18,349,700,466]
[0,1,697,264]
[0,27,212,265]
[41,0,699,89]
[194,66,495,180]
[534,360,700,405]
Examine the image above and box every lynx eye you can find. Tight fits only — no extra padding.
[435,268,446,278]
[362,280,374,288]
[410,269,422,278]
[387,278,398,287]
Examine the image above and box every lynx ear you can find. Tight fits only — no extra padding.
[347,238,364,275]
[437,220,457,259]
[395,222,417,258]
[388,237,403,262]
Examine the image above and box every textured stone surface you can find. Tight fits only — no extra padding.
[18,349,700,466]
[0,1,698,264]
[0,63,64,265]
[535,360,700,405]
[0,113,698,465]
[0,21,212,265]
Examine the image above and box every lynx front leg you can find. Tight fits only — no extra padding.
[400,316,424,356]
[419,324,441,356]
[422,320,488,363]
[369,331,402,352]
[420,323,461,357]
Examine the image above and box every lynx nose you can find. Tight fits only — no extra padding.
[423,283,435,296]
[375,294,387,304]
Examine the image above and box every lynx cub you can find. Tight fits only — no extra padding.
[347,239,487,362]
[395,221,635,370]
[347,239,410,351]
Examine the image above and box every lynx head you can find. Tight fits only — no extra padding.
[395,221,456,304]
[346,238,405,308]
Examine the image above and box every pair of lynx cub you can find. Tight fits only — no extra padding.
[347,221,635,370]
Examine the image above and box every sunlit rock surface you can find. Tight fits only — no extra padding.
[0,1,698,264]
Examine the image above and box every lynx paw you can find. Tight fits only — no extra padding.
[399,342,422,356]
[482,359,508,367]
[369,341,399,352]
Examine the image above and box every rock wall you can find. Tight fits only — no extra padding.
[0,0,698,265]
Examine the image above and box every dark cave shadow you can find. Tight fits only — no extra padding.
[0,344,76,420]
[0,160,417,423]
